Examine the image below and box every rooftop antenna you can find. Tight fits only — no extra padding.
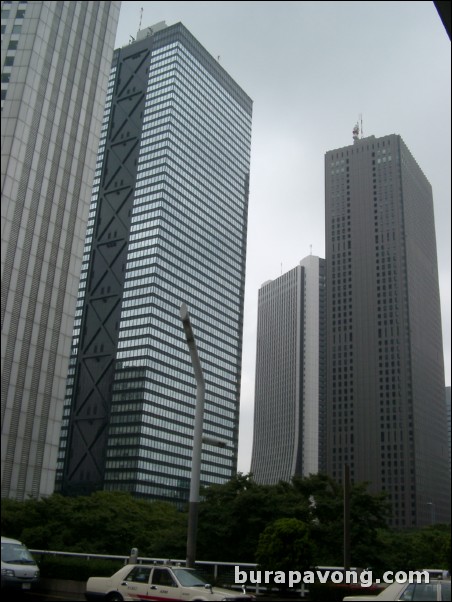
[352,121,360,143]
[138,6,143,31]
[310,244,312,256]
[360,113,363,138]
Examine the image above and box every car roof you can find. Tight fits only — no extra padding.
[344,579,450,601]
[1,536,22,544]
[124,564,191,569]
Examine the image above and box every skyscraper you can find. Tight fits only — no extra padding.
[325,131,450,527]
[1,1,120,500]
[55,22,253,502]
[250,255,326,484]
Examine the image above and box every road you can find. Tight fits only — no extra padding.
[14,589,85,601]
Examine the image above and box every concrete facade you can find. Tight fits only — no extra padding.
[251,256,325,484]
[1,1,120,500]
[325,133,450,527]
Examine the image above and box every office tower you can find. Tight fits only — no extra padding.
[1,1,120,500]
[55,22,253,502]
[325,131,450,527]
[250,256,326,484]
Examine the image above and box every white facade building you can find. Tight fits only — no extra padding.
[250,256,325,484]
[1,1,120,499]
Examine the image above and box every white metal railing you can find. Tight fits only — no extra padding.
[29,549,260,594]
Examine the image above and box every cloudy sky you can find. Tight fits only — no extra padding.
[114,1,451,473]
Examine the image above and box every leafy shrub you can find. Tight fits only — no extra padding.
[36,555,124,581]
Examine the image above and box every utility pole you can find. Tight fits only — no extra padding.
[180,303,205,568]
[343,463,351,570]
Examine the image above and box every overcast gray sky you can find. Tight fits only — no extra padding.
[114,1,451,474]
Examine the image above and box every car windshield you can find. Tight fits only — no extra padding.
[1,543,36,565]
[441,582,451,600]
[172,568,209,587]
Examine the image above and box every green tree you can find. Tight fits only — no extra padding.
[292,474,390,568]
[291,474,343,565]
[196,472,390,565]
[1,474,398,569]
[2,492,187,558]
[197,473,310,562]
[376,525,451,572]
[349,483,390,568]
[255,518,314,591]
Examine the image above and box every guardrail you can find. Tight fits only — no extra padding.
[30,549,261,594]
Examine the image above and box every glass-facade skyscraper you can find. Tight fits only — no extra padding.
[251,256,326,484]
[1,1,120,500]
[55,22,253,502]
[325,132,450,527]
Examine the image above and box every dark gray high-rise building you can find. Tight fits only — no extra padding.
[55,22,253,502]
[1,1,120,500]
[251,256,326,484]
[325,131,450,527]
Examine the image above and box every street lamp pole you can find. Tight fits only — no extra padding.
[180,303,205,568]
[343,463,351,570]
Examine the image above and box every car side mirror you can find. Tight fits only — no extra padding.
[204,583,213,594]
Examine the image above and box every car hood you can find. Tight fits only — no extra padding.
[193,585,253,600]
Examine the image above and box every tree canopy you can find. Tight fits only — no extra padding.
[197,472,390,566]
[1,473,449,573]
[256,518,314,574]
[1,491,187,558]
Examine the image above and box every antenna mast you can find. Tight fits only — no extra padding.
[138,6,143,31]
[353,115,364,143]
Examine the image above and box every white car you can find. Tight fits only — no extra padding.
[343,578,451,601]
[1,536,40,591]
[85,563,255,602]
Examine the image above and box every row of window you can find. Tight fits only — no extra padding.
[132,177,244,251]
[106,434,233,464]
[121,281,241,335]
[112,348,237,396]
[112,356,238,405]
[142,81,250,169]
[110,400,237,433]
[119,302,239,358]
[126,227,242,295]
[137,127,247,212]
[148,40,252,136]
[111,383,238,416]
[124,251,241,315]
[135,150,245,228]
[131,189,244,262]
[117,324,237,379]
